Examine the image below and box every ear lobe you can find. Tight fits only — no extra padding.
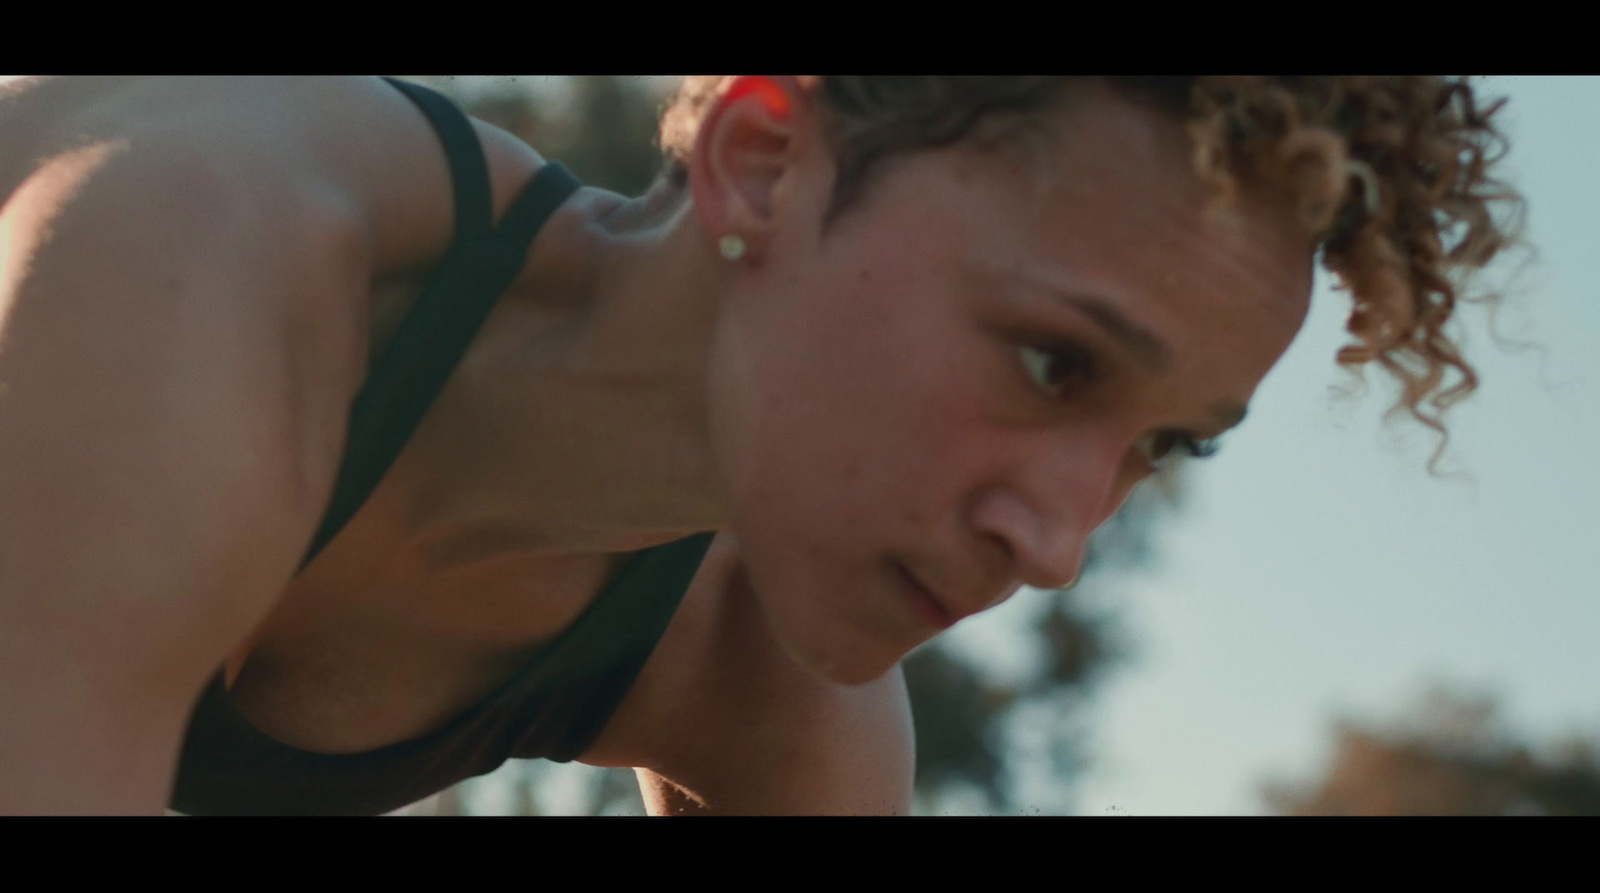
[688,76,808,259]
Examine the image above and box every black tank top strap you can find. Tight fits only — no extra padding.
[381,77,495,241]
[297,80,581,569]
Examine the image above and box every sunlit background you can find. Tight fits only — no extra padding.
[379,75,1600,816]
[10,75,1585,815]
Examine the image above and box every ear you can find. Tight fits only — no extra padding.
[687,76,814,261]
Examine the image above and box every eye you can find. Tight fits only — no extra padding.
[1019,343,1097,399]
[1135,430,1224,470]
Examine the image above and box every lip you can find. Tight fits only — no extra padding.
[891,560,958,630]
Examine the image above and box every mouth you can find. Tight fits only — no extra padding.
[891,560,958,630]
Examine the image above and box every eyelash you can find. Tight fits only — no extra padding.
[1016,343,1224,465]
[1141,430,1223,464]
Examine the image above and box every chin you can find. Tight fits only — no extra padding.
[735,534,922,686]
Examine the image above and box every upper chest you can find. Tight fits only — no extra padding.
[223,543,627,755]
[220,526,825,790]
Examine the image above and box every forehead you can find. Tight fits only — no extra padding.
[932,81,1316,366]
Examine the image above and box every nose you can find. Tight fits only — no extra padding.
[966,438,1143,591]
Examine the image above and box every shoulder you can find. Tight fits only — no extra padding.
[4,77,381,200]
[582,531,916,815]
[0,80,430,593]
[4,79,390,450]
[1,76,539,266]
[0,75,542,429]
[1,77,387,317]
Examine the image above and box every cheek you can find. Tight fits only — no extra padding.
[706,257,996,548]
[706,292,920,542]
[704,290,1039,682]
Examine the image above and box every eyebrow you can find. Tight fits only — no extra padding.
[1057,293,1174,374]
[1057,293,1250,433]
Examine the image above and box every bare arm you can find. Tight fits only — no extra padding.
[633,664,915,816]
[0,84,371,813]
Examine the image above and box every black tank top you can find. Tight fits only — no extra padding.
[168,78,714,816]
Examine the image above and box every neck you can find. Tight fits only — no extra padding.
[378,180,730,571]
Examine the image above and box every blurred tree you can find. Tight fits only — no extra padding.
[389,75,1188,815]
[1262,684,1600,816]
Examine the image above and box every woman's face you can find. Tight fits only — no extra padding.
[702,81,1314,684]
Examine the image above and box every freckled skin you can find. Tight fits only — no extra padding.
[704,81,1313,685]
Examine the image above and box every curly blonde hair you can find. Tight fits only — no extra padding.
[658,76,1523,473]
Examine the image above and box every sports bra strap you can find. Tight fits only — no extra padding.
[382,77,495,242]
[297,80,582,570]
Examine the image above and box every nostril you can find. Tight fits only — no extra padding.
[1020,557,1083,593]
[967,485,1090,592]
[1016,521,1090,591]
[980,528,1016,571]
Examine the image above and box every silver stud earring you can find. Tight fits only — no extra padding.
[719,234,746,261]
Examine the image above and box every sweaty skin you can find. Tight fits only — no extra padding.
[0,76,1310,814]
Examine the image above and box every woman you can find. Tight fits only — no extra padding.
[0,76,1516,815]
